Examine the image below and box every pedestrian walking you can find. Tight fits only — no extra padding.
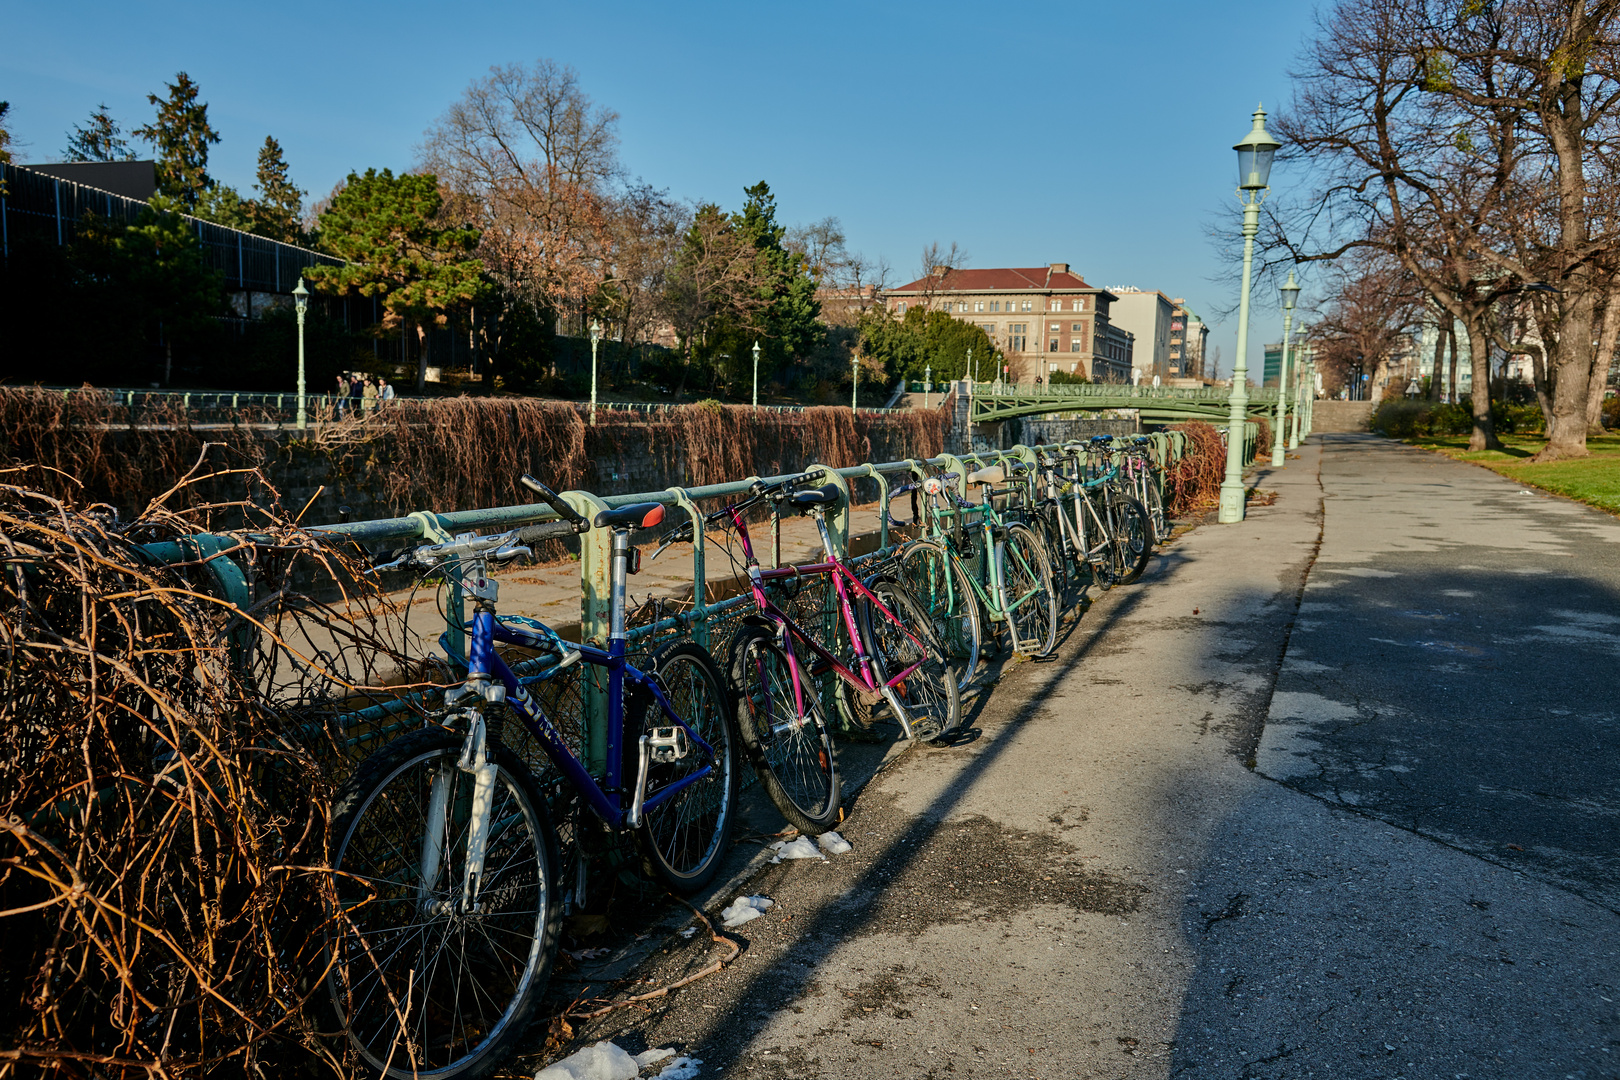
[335,374,350,418]
[361,377,378,415]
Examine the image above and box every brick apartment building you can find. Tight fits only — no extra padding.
[881,263,1134,383]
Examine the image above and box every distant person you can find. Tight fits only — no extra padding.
[335,374,350,417]
[380,380,395,406]
[361,377,378,414]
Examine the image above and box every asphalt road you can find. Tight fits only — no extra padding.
[531,435,1620,1080]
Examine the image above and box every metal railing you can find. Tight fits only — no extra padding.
[33,386,899,426]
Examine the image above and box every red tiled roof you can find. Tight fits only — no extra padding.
[887,267,1098,293]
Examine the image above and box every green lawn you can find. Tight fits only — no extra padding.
[1408,433,1620,516]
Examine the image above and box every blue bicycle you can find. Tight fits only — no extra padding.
[325,476,737,1080]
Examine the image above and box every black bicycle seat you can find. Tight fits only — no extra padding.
[788,484,841,508]
[594,501,666,530]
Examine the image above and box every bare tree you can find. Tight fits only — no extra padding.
[419,60,621,328]
[1307,251,1426,395]
[914,241,969,314]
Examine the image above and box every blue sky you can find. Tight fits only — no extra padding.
[3,0,1322,375]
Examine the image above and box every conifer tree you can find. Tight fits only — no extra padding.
[248,136,305,244]
[64,104,134,162]
[135,73,220,210]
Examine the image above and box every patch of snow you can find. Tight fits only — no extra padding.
[653,1057,703,1079]
[534,1040,638,1080]
[770,836,825,861]
[719,895,775,928]
[678,926,697,939]
[634,1048,676,1066]
[816,830,852,854]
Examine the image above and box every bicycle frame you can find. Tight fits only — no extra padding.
[915,471,1039,628]
[724,501,927,737]
[424,547,719,913]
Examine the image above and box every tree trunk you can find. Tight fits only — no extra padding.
[1464,315,1501,452]
[1586,290,1618,436]
[1429,317,1447,401]
[1446,324,1458,404]
[415,323,430,393]
[1531,341,1555,435]
[1535,282,1594,460]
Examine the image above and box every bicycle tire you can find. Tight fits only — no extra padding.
[728,628,842,833]
[1000,522,1059,658]
[632,641,738,893]
[327,726,560,1080]
[1033,505,1071,601]
[896,539,983,691]
[1142,473,1168,545]
[1112,495,1153,585]
[857,577,963,742]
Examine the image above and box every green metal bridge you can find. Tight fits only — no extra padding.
[967,382,1279,424]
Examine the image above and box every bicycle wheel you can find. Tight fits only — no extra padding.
[858,578,963,742]
[1079,494,1118,592]
[1033,504,1071,601]
[633,641,738,893]
[1142,473,1169,545]
[896,539,983,691]
[1000,522,1059,658]
[1112,495,1153,585]
[327,727,559,1080]
[729,628,841,833]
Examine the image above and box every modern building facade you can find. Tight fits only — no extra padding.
[1262,341,1316,388]
[1107,289,1177,380]
[881,263,1134,383]
[1172,302,1209,380]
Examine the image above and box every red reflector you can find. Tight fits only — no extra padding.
[641,504,666,529]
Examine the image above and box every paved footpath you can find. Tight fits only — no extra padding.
[557,435,1619,1080]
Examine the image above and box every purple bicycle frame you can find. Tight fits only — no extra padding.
[721,502,926,723]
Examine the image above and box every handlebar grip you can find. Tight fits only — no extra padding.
[520,474,590,533]
[514,520,577,546]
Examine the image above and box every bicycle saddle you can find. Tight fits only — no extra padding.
[966,465,1004,486]
[594,501,666,529]
[787,484,841,508]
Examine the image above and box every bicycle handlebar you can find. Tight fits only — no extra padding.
[519,474,591,533]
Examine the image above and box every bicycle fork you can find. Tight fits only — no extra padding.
[417,710,500,916]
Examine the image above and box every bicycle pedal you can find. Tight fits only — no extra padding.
[646,726,689,763]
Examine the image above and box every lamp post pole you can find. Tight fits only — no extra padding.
[852,352,859,412]
[1219,104,1282,524]
[588,319,602,426]
[925,363,931,409]
[1289,333,1305,449]
[1272,269,1299,467]
[752,340,760,412]
[292,277,309,432]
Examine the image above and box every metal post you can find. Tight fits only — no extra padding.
[1218,192,1261,522]
[1290,351,1305,449]
[852,352,859,412]
[589,320,602,426]
[1271,270,1298,467]
[925,364,931,410]
[752,340,760,412]
[293,278,309,431]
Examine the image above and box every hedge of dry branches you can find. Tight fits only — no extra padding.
[1166,421,1225,515]
[1,388,953,524]
[0,462,422,1078]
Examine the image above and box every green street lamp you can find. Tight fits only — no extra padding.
[752,339,761,412]
[1289,332,1306,450]
[1219,104,1282,524]
[1271,269,1299,467]
[292,277,309,432]
[925,363,932,409]
[588,319,601,426]
[852,352,859,412]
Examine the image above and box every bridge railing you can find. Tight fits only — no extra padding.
[969,381,1280,404]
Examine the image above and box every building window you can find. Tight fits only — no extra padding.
[1049,338,1060,351]
[1008,324,1027,351]
[975,301,985,312]
[1049,323,1061,331]
[1021,300,1033,312]
[1074,297,1086,310]
[1071,322,1084,333]
[980,323,997,336]
[1070,340,1082,352]
[896,302,906,314]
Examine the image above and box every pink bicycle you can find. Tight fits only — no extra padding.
[657,472,961,832]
